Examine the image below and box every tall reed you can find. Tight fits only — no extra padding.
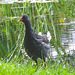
[0,0,74,62]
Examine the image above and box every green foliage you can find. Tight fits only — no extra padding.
[0,0,75,62]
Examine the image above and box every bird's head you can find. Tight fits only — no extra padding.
[18,14,29,23]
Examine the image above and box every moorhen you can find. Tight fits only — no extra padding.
[19,14,51,62]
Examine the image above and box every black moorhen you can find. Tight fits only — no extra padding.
[19,14,51,62]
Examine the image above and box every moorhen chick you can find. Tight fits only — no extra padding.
[19,14,51,62]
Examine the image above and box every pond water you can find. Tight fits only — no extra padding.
[61,23,75,53]
[50,21,75,65]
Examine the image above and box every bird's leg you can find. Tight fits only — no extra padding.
[44,57,48,67]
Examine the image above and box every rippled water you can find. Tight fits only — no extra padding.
[61,23,75,54]
[51,22,75,58]
[50,21,75,65]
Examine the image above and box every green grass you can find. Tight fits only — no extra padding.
[0,61,74,75]
[0,1,75,74]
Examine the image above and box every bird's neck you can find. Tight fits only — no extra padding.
[24,20,34,35]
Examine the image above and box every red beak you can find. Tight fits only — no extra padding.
[18,17,23,21]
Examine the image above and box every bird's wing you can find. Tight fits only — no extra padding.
[35,32,51,44]
[41,42,51,60]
